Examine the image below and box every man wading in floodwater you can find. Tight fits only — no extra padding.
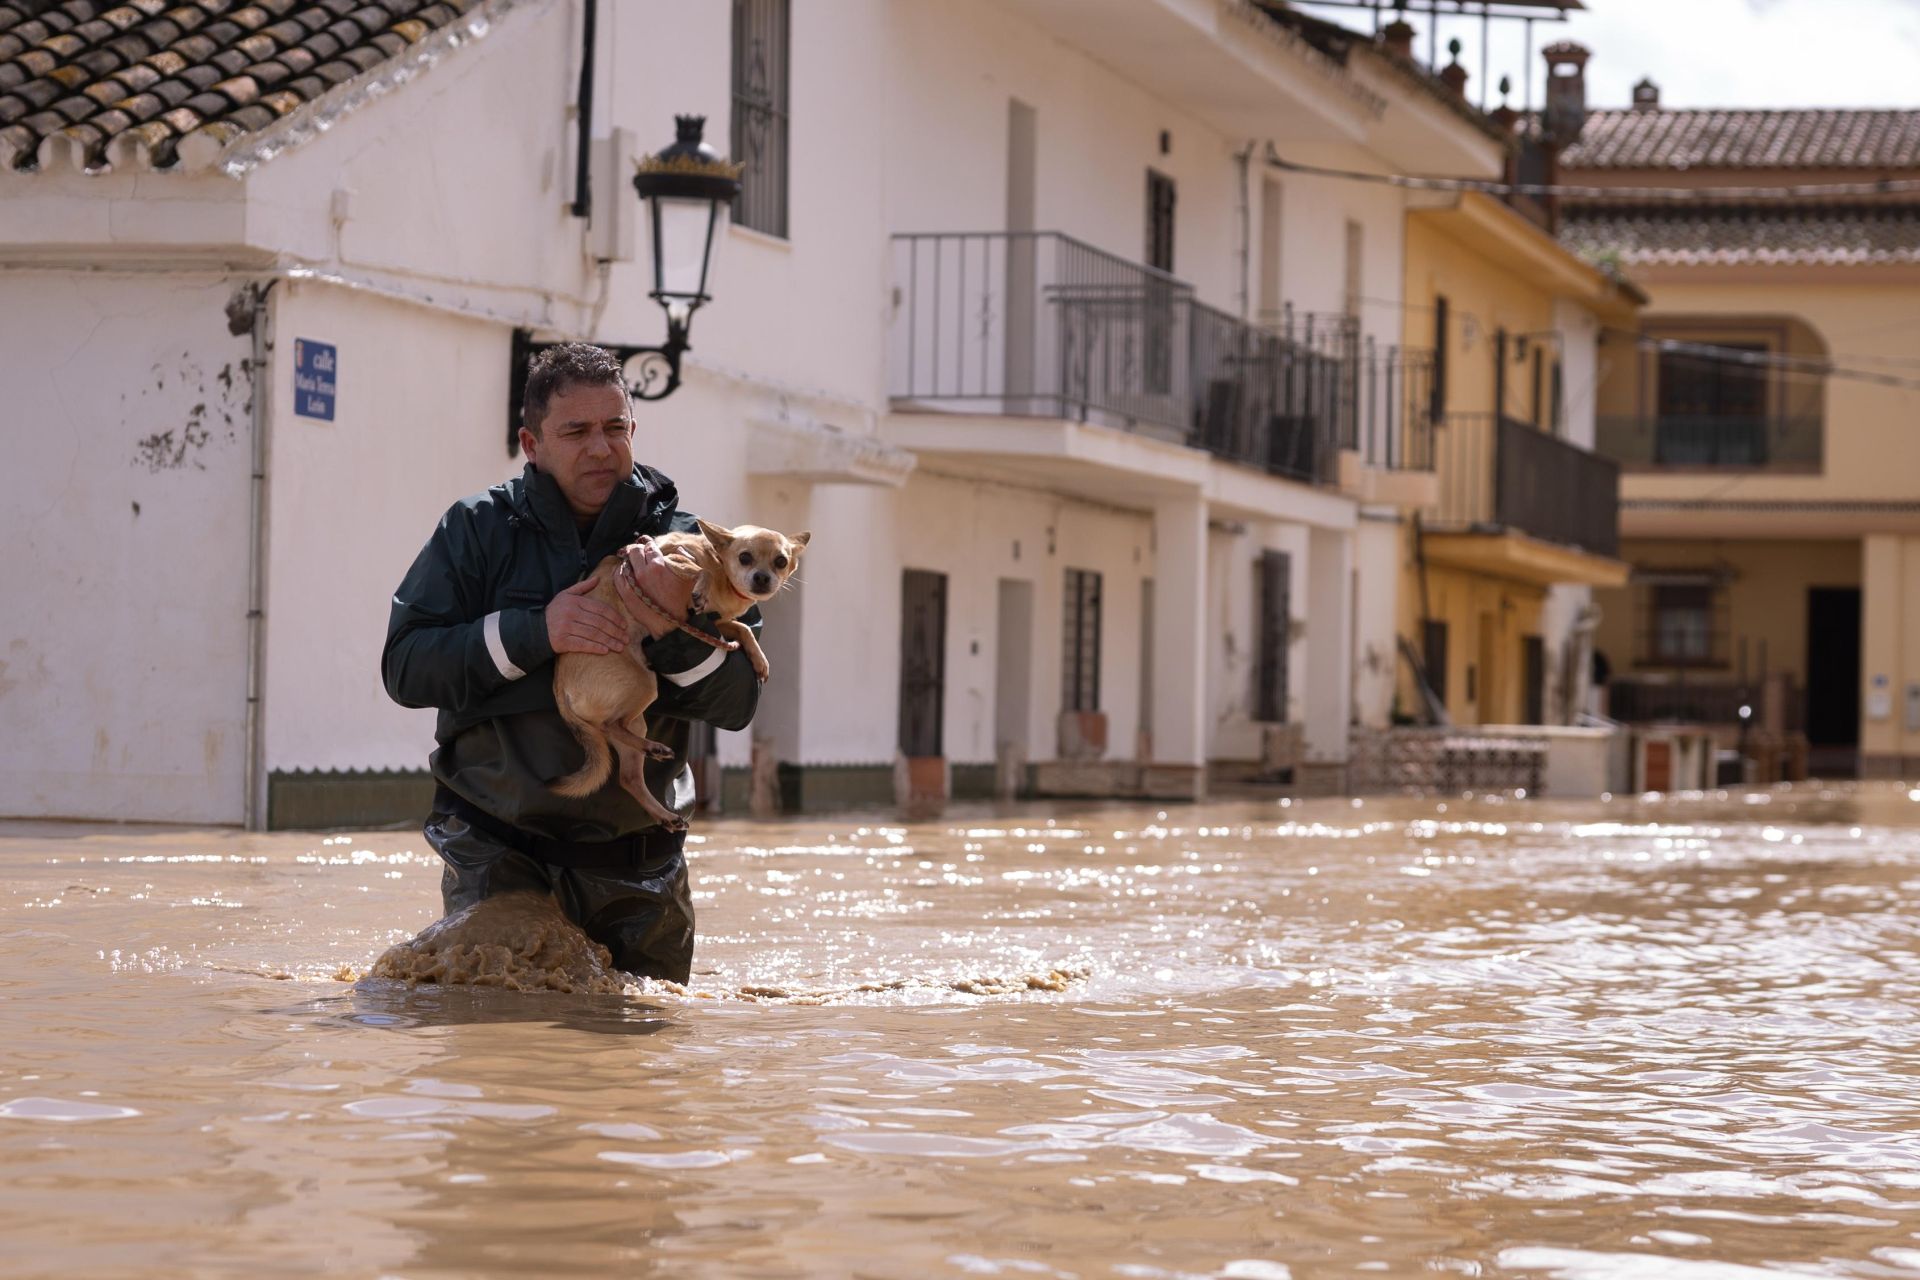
[382,342,760,982]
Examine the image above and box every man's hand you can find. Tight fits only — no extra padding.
[546,577,630,655]
[611,537,697,641]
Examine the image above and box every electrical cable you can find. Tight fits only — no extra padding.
[1264,145,1920,201]
[1302,291,1920,396]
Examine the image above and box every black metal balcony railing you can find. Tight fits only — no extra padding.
[1595,414,1823,470]
[1608,675,1804,733]
[1255,309,1437,475]
[1355,338,1437,472]
[889,231,1345,487]
[1433,413,1621,559]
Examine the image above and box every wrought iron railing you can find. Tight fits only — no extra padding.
[1255,310,1436,474]
[1596,414,1823,470]
[1433,413,1620,558]
[1608,674,1803,732]
[1355,338,1437,472]
[889,231,1346,486]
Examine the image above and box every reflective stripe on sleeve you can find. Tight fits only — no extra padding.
[482,611,526,681]
[661,645,727,687]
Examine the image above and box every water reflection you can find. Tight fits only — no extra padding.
[5,785,1920,1275]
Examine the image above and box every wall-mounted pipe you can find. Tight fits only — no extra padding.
[233,281,277,830]
[571,0,597,218]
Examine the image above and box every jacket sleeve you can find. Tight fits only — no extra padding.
[643,605,763,732]
[381,504,555,712]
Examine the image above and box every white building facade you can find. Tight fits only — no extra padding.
[1,0,1505,826]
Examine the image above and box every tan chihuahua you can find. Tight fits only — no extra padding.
[550,520,810,830]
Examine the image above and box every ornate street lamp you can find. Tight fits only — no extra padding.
[508,115,742,451]
[626,114,743,399]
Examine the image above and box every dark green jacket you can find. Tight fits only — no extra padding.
[382,462,760,842]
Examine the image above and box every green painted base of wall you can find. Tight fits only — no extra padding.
[267,758,1210,830]
[951,763,1000,801]
[268,769,435,831]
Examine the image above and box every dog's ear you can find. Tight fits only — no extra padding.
[694,518,734,549]
[790,531,811,550]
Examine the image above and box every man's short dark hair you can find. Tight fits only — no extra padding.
[522,342,628,437]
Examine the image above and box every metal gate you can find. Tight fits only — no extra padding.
[898,569,948,758]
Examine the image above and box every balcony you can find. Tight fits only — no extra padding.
[1596,414,1823,471]
[1428,413,1623,578]
[889,231,1345,488]
[1262,309,1438,476]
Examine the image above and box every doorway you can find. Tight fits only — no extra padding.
[1805,586,1861,774]
[899,570,948,760]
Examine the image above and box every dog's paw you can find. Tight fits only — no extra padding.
[750,656,771,683]
[661,814,690,834]
[642,739,676,761]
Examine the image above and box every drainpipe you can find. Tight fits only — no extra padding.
[236,282,276,831]
[571,0,597,218]
[1234,141,1253,321]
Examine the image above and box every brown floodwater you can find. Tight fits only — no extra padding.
[7,785,1920,1278]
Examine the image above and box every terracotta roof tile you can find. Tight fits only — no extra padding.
[1561,108,1920,171]
[1562,204,1920,267]
[0,0,483,172]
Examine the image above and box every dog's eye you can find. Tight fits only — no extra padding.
[738,551,753,566]
[773,555,788,571]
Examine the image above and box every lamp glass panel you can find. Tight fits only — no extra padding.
[653,196,718,301]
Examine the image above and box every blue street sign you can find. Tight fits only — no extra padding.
[294,338,337,421]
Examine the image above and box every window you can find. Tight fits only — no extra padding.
[1062,569,1102,712]
[1145,170,1176,274]
[1531,346,1545,429]
[1254,551,1291,723]
[1640,580,1726,668]
[1144,170,1177,395]
[1430,295,1449,421]
[1655,342,1768,465]
[730,0,789,238]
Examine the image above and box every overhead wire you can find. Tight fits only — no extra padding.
[1329,291,1920,397]
[1263,146,1920,201]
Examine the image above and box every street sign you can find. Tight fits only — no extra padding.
[293,339,337,421]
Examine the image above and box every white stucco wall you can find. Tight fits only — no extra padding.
[259,281,520,776]
[1553,299,1599,451]
[1,0,1498,820]
[1540,299,1604,723]
[0,272,255,822]
[1351,513,1403,727]
[1257,154,1413,348]
[244,0,585,310]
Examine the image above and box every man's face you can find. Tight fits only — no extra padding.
[519,380,635,523]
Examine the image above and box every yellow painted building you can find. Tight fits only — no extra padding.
[1560,94,1920,775]
[1391,188,1638,726]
